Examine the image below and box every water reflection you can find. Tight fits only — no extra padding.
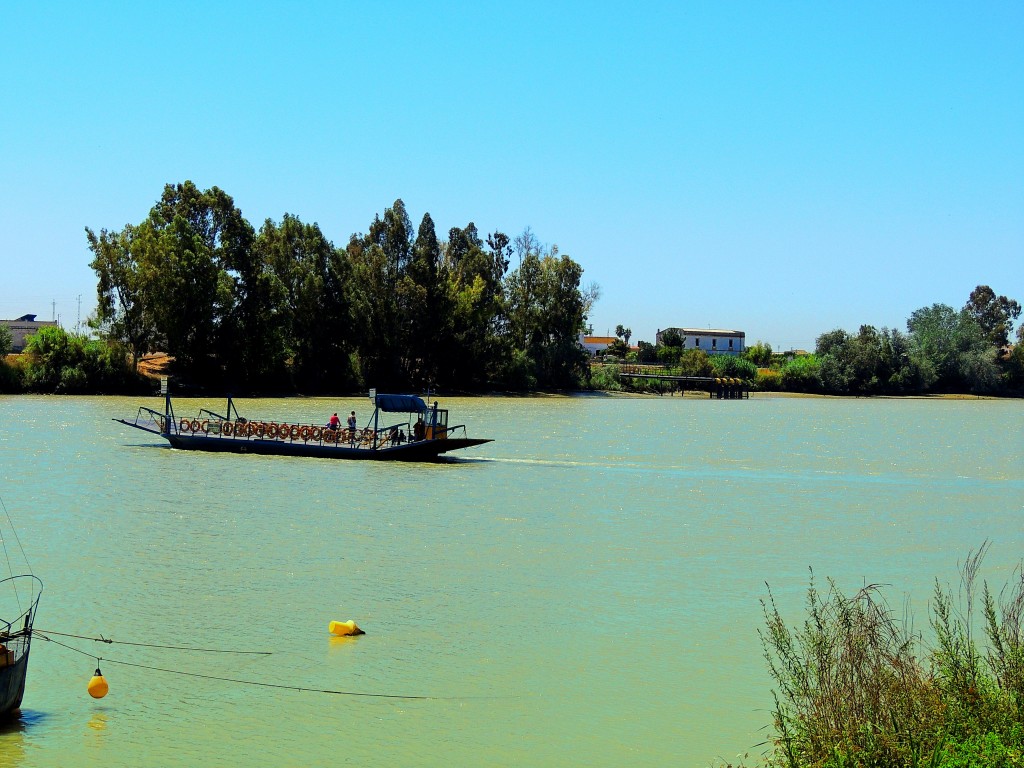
[0,709,47,768]
[87,712,108,732]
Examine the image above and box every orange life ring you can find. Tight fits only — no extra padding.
[267,423,279,439]
[254,422,266,437]
[200,420,209,434]
[222,421,233,437]
[323,429,337,444]
[299,426,311,441]
[310,426,323,441]
[289,424,301,440]
[190,419,201,433]
[179,418,191,432]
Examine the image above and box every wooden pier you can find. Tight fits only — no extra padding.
[612,364,750,398]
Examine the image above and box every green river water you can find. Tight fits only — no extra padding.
[0,394,1021,767]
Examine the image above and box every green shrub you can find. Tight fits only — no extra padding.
[494,348,537,391]
[760,546,1024,768]
[755,368,782,391]
[636,341,658,363]
[679,348,713,377]
[743,341,774,367]
[761,576,945,767]
[935,730,1024,768]
[657,344,682,366]
[0,324,11,357]
[589,363,622,391]
[710,354,757,379]
[779,354,821,393]
[0,357,25,393]
[22,326,147,393]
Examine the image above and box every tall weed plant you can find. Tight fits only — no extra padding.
[760,545,1024,767]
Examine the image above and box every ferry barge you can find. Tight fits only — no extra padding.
[115,392,492,461]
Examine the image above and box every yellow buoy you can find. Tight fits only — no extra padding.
[329,620,365,637]
[88,668,109,699]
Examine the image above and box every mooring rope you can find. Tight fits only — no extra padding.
[0,494,33,613]
[37,633,436,700]
[0,496,31,573]
[34,629,272,655]
[98,657,434,700]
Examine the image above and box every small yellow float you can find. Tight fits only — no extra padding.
[328,620,365,637]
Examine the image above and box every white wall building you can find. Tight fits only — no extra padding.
[655,327,745,355]
[578,334,618,356]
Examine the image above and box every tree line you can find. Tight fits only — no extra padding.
[76,181,597,394]
[788,285,1022,395]
[3,180,1019,398]
[600,285,1023,396]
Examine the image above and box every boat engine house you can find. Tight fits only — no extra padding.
[655,327,745,355]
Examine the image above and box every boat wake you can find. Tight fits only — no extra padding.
[470,456,626,469]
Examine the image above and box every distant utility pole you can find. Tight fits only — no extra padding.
[77,294,81,333]
[52,300,56,321]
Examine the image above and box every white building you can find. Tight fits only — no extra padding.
[655,327,745,355]
[578,334,618,356]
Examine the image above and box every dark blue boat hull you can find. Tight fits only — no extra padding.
[146,429,491,461]
[0,653,29,719]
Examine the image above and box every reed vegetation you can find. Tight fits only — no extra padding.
[756,545,1024,767]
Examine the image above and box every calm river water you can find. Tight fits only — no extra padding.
[0,394,1021,767]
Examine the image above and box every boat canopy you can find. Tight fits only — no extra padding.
[375,394,428,413]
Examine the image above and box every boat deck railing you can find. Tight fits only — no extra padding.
[0,575,41,664]
[0,621,31,664]
[197,407,228,422]
[127,406,168,434]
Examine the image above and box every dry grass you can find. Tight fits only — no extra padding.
[136,352,171,379]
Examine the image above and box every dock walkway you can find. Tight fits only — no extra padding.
[613,364,750,398]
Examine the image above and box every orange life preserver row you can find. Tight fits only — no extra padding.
[177,418,364,445]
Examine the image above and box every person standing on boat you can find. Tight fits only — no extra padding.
[329,412,341,431]
[347,411,358,445]
[413,416,425,441]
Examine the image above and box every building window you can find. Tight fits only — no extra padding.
[712,338,717,349]
[729,338,734,349]
[694,337,700,348]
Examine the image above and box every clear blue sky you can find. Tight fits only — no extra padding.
[2,2,1021,350]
